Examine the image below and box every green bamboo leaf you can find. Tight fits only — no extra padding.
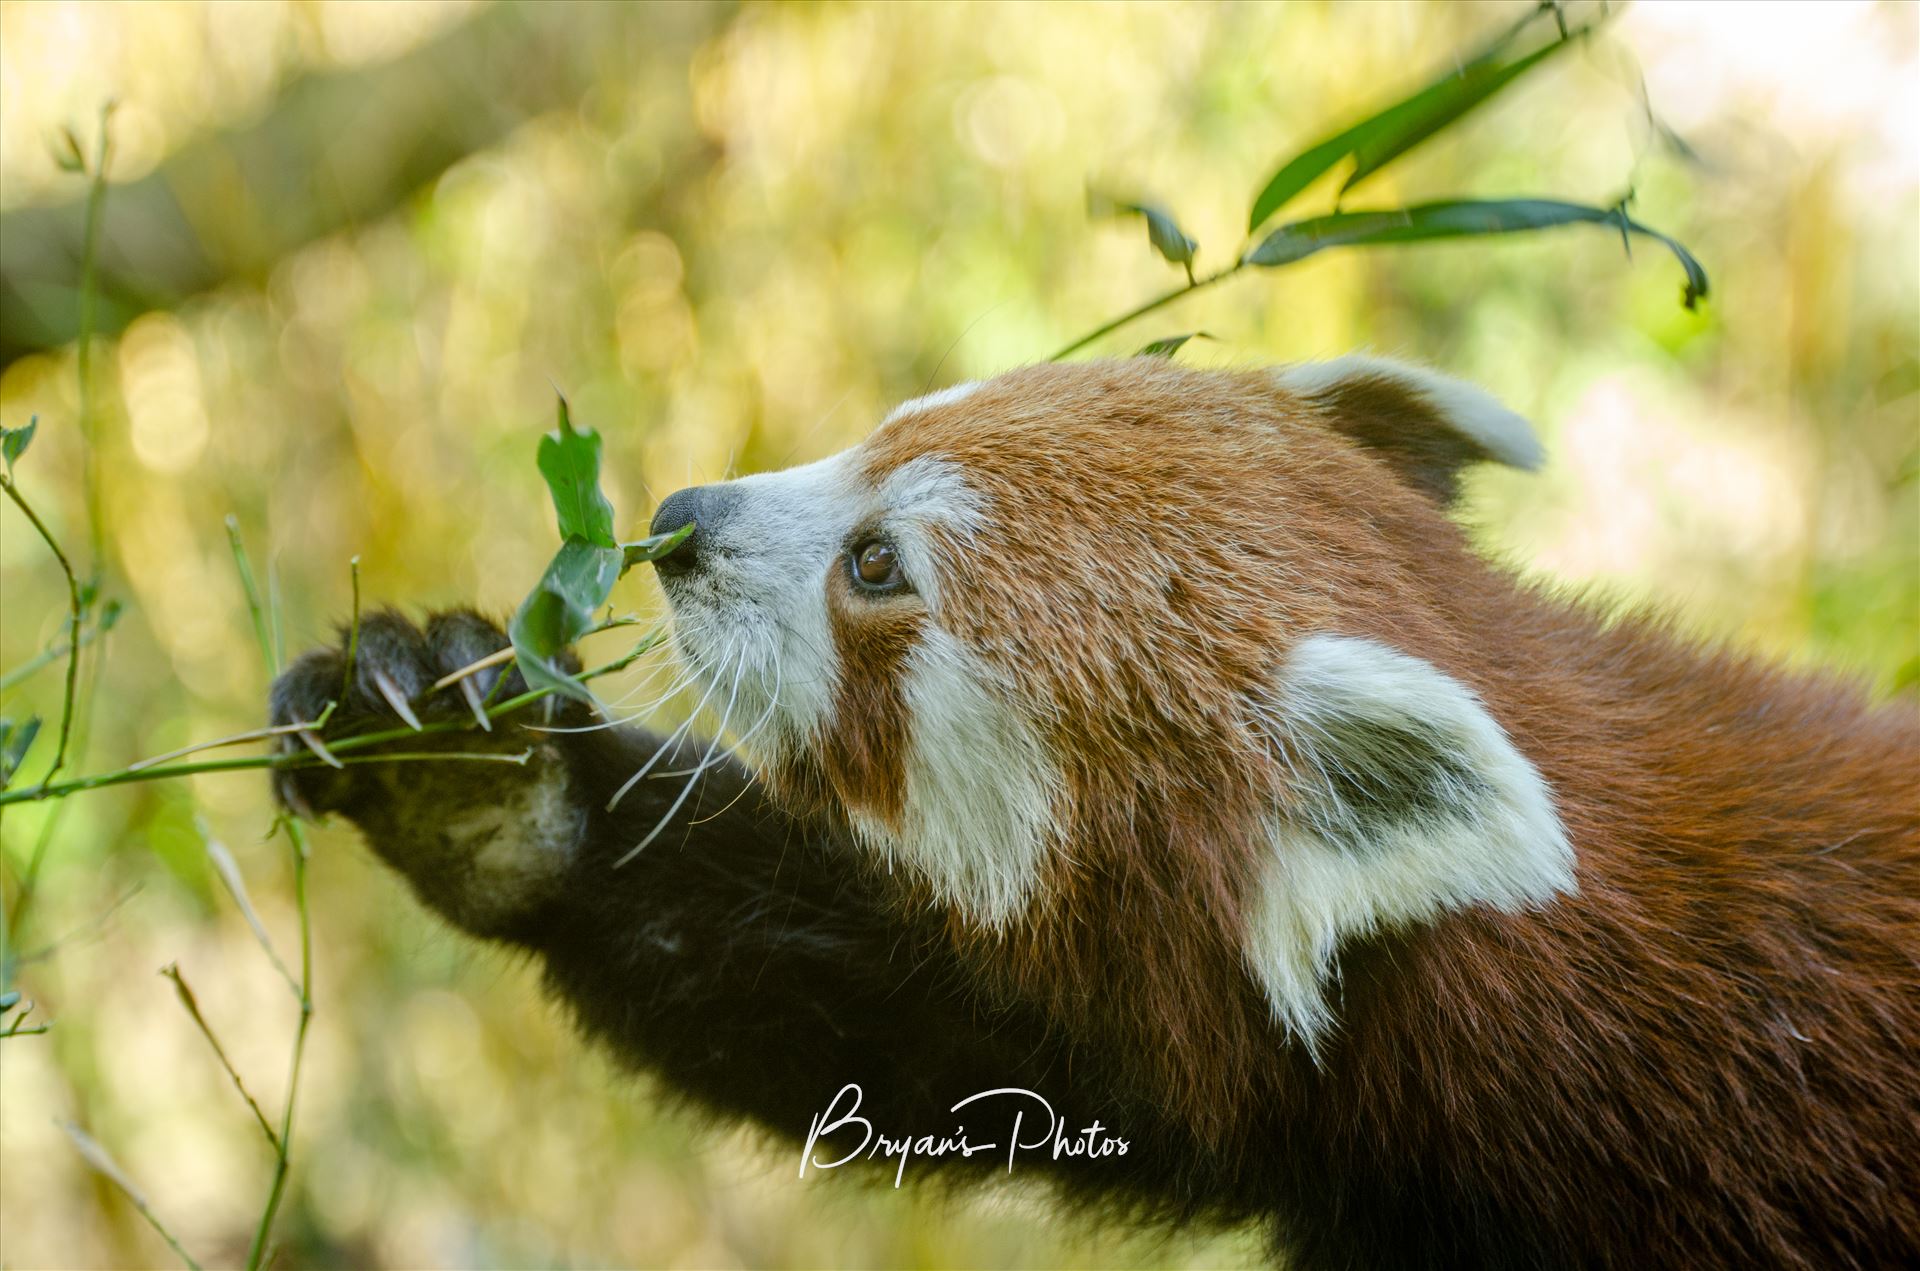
[509,538,623,704]
[1245,134,1353,237]
[513,393,645,702]
[1,416,36,474]
[1246,2,1597,232]
[1341,37,1571,195]
[620,522,695,572]
[54,128,85,174]
[1244,198,1709,310]
[1,716,42,787]
[1090,192,1198,277]
[1889,653,1920,695]
[537,395,617,549]
[1141,206,1197,271]
[1137,332,1213,359]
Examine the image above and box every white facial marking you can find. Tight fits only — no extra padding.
[1243,633,1575,1053]
[849,626,1061,926]
[662,450,861,743]
[1276,354,1545,471]
[882,381,981,424]
[872,455,985,612]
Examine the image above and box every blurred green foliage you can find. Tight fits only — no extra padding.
[1,2,1915,1268]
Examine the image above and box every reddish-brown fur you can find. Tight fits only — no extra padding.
[806,359,1920,1264]
[813,566,922,828]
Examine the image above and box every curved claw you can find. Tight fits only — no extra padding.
[274,771,317,821]
[297,729,343,769]
[458,676,493,732]
[371,669,424,732]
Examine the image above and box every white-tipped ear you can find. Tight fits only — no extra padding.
[1243,633,1575,1051]
[1276,355,1543,502]
[883,380,982,423]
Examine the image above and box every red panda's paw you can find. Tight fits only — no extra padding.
[268,608,582,818]
[266,609,592,937]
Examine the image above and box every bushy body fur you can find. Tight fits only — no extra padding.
[273,358,1920,1269]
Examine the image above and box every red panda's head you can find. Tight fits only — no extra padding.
[649,357,1574,1096]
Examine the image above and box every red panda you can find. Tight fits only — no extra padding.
[276,355,1918,1269]
[644,355,1920,1266]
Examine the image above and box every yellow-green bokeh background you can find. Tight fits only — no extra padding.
[2,2,1915,1267]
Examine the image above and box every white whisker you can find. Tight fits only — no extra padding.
[604,645,733,811]
[526,663,699,734]
[617,669,709,716]
[650,657,782,779]
[616,647,749,867]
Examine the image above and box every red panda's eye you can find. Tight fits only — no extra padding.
[851,540,905,592]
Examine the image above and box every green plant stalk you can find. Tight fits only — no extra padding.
[0,632,663,808]
[1048,263,1245,361]
[77,104,112,574]
[91,1161,203,1267]
[5,105,117,985]
[0,475,85,790]
[0,623,105,693]
[226,518,274,666]
[226,523,310,1271]
[0,746,531,805]
[135,1201,206,1270]
[267,559,286,676]
[244,816,310,1271]
[3,620,112,969]
[61,1121,203,1270]
[147,1210,206,1271]
[160,964,280,1150]
[1,996,45,1038]
[341,555,362,701]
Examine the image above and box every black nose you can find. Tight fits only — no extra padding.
[648,485,732,575]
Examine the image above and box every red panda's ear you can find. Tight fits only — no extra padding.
[1275,356,1544,504]
[1243,633,1575,1049]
